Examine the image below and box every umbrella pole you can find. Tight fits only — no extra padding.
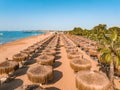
[5,72,12,83]
[6,72,10,78]
[81,55,83,59]
[19,61,23,68]
[36,83,44,89]
[20,61,26,68]
[40,83,42,87]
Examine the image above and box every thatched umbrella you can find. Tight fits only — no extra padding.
[81,44,90,51]
[70,58,91,72]
[66,48,78,53]
[90,41,96,45]
[48,43,57,47]
[21,48,35,56]
[29,45,40,52]
[67,51,80,59]
[35,43,42,47]
[31,45,40,49]
[84,46,92,51]
[42,49,56,56]
[76,70,111,90]
[35,54,55,65]
[13,53,28,67]
[89,49,99,57]
[13,53,28,62]
[65,46,76,49]
[0,60,19,75]
[27,65,53,84]
[46,46,56,50]
[79,43,85,48]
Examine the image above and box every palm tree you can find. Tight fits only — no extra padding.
[98,30,120,90]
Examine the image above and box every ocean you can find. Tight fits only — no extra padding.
[0,31,45,44]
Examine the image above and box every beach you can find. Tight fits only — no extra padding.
[0,32,77,90]
[0,33,49,63]
[0,33,120,90]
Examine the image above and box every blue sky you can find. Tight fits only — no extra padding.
[0,0,120,30]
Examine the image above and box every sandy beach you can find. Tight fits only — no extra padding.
[0,33,51,63]
[0,0,120,89]
[0,33,120,90]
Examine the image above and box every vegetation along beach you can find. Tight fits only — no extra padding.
[0,0,120,90]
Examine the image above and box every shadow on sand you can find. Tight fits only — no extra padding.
[13,66,29,77]
[56,51,61,55]
[46,86,61,90]
[53,61,62,68]
[25,58,36,65]
[56,48,60,51]
[0,79,23,90]
[55,56,61,60]
[48,70,63,84]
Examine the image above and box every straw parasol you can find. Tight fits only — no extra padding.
[30,45,39,50]
[70,58,91,72]
[76,70,111,90]
[29,45,40,52]
[65,46,76,49]
[66,48,78,53]
[82,45,90,52]
[67,51,80,59]
[46,46,56,50]
[35,54,55,65]
[43,49,56,56]
[13,53,28,62]
[13,53,28,67]
[21,48,35,56]
[79,42,86,47]
[48,43,57,47]
[27,64,53,84]
[0,60,19,75]
[89,49,99,57]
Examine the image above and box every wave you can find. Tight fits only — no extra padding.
[0,33,3,36]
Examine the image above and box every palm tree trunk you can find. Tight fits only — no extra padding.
[109,59,115,90]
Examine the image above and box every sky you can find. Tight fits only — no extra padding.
[0,0,120,30]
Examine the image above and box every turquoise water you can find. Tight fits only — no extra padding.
[0,31,45,44]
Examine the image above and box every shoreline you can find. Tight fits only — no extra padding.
[0,33,44,46]
[0,32,46,45]
[0,32,51,63]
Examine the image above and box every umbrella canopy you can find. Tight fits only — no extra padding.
[89,49,99,57]
[0,60,19,74]
[67,51,80,59]
[21,48,35,56]
[13,53,28,62]
[42,49,56,56]
[35,54,55,65]
[29,45,40,50]
[76,70,111,90]
[48,43,57,47]
[46,46,56,50]
[65,46,76,49]
[27,65,53,84]
[66,48,78,53]
[70,58,91,72]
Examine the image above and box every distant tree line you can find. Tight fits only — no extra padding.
[66,24,120,38]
